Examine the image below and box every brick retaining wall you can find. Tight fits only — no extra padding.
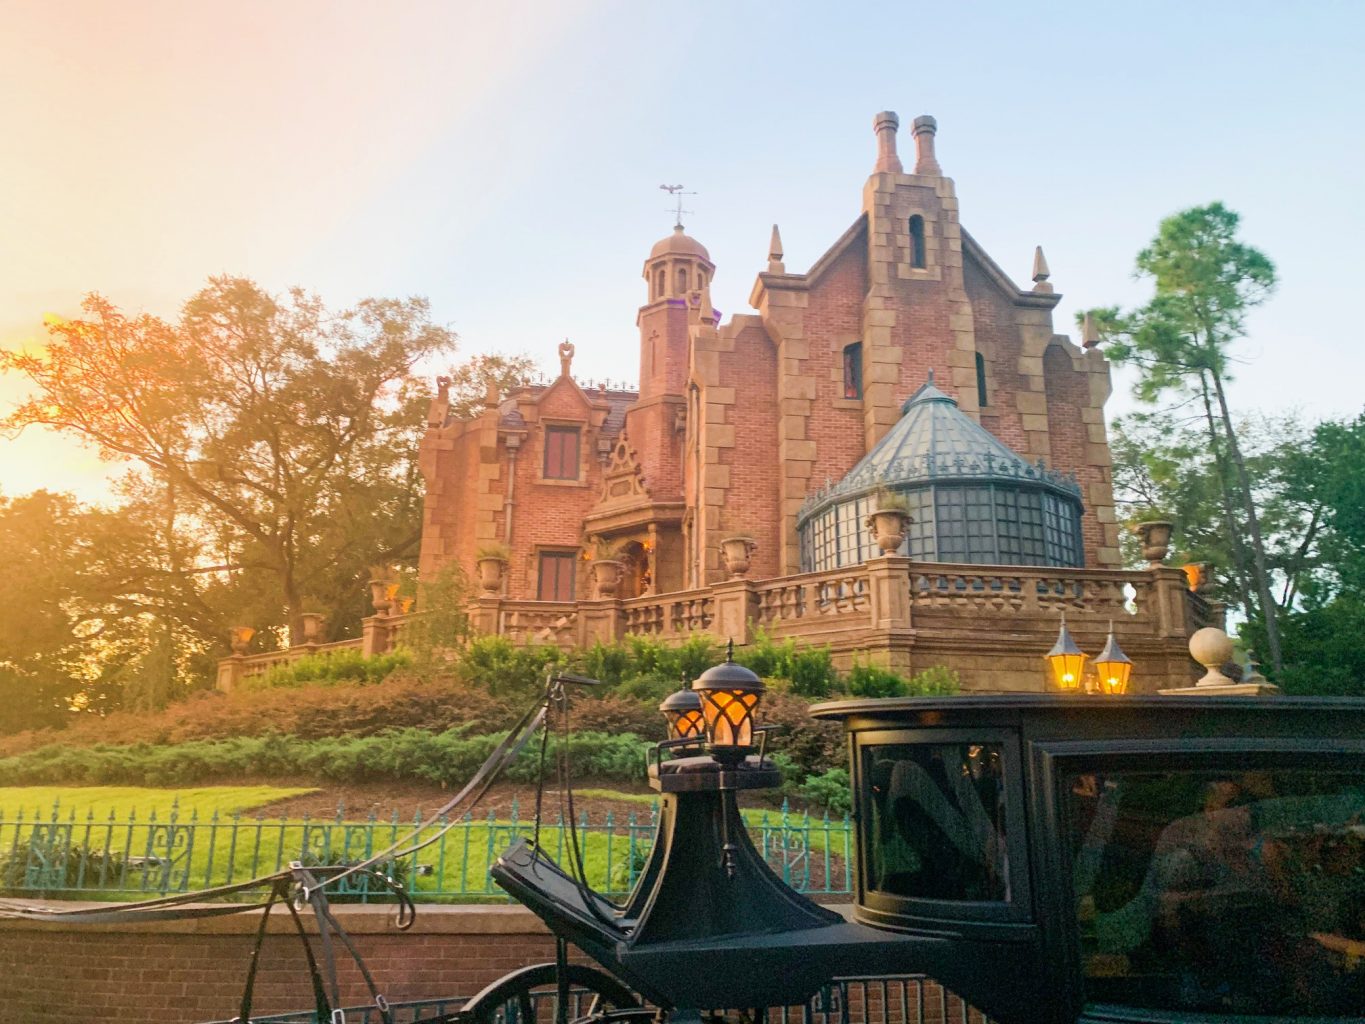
[0,903,561,1024]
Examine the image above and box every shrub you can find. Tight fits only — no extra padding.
[845,661,908,698]
[733,629,836,698]
[246,650,411,691]
[758,691,844,777]
[906,665,960,696]
[797,768,852,817]
[0,728,651,788]
[457,636,565,696]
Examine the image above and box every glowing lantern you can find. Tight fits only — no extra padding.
[1093,623,1133,696]
[659,685,705,741]
[1045,615,1087,692]
[692,643,765,761]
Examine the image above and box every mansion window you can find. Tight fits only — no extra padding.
[975,352,988,407]
[909,215,926,268]
[537,551,576,602]
[843,342,863,399]
[543,425,581,480]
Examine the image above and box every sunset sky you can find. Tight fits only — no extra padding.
[3,1,1363,502]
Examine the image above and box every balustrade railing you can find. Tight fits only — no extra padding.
[755,568,871,627]
[499,602,578,646]
[621,589,714,637]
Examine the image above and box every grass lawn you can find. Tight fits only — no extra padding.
[0,785,317,820]
[0,786,850,902]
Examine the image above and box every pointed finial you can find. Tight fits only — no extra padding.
[1031,246,1053,294]
[768,224,785,273]
[725,638,734,662]
[558,338,575,377]
[1082,312,1100,349]
[927,367,935,385]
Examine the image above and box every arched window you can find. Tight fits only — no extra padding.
[655,268,665,298]
[975,352,988,407]
[909,215,926,269]
[843,342,863,400]
[676,267,688,293]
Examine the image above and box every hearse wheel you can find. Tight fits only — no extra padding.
[465,963,648,1024]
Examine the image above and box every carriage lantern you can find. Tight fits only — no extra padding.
[692,643,765,760]
[1093,622,1133,695]
[1044,613,1086,692]
[659,684,705,741]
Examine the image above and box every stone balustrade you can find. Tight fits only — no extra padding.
[218,559,1219,694]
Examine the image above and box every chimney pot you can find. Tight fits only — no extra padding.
[911,114,942,175]
[872,110,903,174]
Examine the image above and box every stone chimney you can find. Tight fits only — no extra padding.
[912,115,941,175]
[872,111,903,173]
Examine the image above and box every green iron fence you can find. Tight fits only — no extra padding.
[0,797,853,902]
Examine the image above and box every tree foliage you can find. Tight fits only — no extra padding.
[1092,203,1286,670]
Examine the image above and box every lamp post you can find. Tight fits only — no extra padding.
[1044,614,1087,692]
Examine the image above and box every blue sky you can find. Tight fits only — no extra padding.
[3,0,1362,500]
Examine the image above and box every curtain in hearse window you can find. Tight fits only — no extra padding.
[863,743,1009,902]
[1066,768,1365,1018]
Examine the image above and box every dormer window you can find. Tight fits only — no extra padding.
[843,343,863,400]
[909,215,926,268]
[544,425,581,480]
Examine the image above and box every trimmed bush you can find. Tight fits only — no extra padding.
[0,728,651,788]
[245,650,412,690]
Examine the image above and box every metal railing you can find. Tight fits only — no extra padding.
[200,975,991,1024]
[0,797,853,902]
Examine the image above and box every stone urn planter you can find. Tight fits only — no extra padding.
[866,507,912,554]
[476,556,507,595]
[719,536,758,579]
[590,558,624,599]
[1133,520,1174,566]
[368,567,395,615]
[299,612,325,643]
[229,626,255,655]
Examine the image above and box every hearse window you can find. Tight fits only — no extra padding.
[1066,768,1365,1018]
[863,743,1009,902]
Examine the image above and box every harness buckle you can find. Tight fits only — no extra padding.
[375,995,390,1012]
[331,1010,347,1024]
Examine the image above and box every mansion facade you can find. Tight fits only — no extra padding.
[417,112,1120,606]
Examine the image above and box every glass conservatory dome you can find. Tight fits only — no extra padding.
[796,376,1085,572]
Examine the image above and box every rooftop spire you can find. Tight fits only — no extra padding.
[767,224,785,273]
[872,111,903,173]
[659,184,695,230]
[912,115,941,175]
[1032,246,1053,294]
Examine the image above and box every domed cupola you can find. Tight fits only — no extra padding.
[796,375,1086,571]
[644,225,714,302]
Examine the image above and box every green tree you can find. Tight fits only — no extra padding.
[1,278,457,646]
[1094,203,1284,671]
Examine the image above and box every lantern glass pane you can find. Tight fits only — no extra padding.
[1096,661,1131,695]
[1050,652,1087,691]
[702,690,759,747]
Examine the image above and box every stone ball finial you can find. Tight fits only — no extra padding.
[1190,626,1237,686]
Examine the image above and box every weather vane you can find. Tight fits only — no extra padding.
[659,184,696,229]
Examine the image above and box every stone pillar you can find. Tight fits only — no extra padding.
[864,556,915,673]
[216,657,244,693]
[1149,566,1192,638]
[712,579,760,645]
[469,597,502,637]
[577,599,624,648]
[361,615,389,656]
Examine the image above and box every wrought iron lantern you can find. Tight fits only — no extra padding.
[691,642,765,760]
[1093,622,1133,695]
[659,684,705,741]
[1044,614,1087,692]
